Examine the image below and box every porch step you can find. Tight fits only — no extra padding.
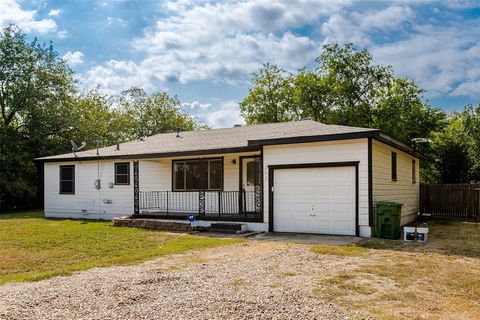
[112,217,195,232]
[209,223,247,233]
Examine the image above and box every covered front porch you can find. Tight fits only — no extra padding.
[132,152,263,222]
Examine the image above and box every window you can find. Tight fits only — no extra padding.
[115,162,130,185]
[246,161,255,186]
[391,152,397,181]
[173,158,223,190]
[412,160,417,183]
[59,165,75,194]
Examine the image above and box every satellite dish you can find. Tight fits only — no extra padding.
[70,140,86,157]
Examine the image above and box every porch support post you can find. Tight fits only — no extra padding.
[254,155,263,216]
[199,190,206,216]
[133,160,139,215]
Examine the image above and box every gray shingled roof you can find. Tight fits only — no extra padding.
[36,120,379,161]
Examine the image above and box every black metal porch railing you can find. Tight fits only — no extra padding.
[138,190,259,218]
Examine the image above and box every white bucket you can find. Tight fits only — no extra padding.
[416,224,429,242]
[403,226,416,241]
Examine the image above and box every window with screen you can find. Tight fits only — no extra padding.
[391,152,397,181]
[173,158,223,190]
[59,165,75,194]
[115,162,130,185]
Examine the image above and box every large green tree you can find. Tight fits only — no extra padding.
[68,89,134,149]
[240,63,297,124]
[0,26,206,211]
[240,44,445,144]
[118,87,205,137]
[240,43,450,182]
[0,26,76,209]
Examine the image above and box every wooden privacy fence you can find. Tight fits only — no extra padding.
[420,183,480,219]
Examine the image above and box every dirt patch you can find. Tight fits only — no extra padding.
[313,249,480,319]
[0,241,351,320]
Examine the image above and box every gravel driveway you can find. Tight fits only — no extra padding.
[0,241,356,320]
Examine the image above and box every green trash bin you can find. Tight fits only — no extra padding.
[376,201,402,239]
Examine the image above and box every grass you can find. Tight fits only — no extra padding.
[311,219,480,319]
[0,211,240,285]
[357,219,480,257]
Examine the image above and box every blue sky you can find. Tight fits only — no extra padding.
[3,0,480,127]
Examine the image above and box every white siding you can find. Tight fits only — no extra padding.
[44,152,259,221]
[263,139,371,237]
[372,140,420,225]
[45,160,134,220]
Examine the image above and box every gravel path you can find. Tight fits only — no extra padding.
[0,241,357,320]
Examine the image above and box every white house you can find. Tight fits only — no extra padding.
[36,120,421,237]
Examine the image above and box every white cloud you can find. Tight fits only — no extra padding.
[322,5,414,45]
[62,51,84,66]
[183,100,243,128]
[78,0,480,125]
[182,101,211,111]
[356,6,414,30]
[0,0,57,34]
[56,30,69,39]
[372,22,480,98]
[82,0,350,93]
[322,14,371,46]
[83,60,157,95]
[48,9,61,17]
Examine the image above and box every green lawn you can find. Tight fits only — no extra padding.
[0,211,240,285]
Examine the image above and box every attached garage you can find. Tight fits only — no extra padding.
[39,119,420,238]
[269,163,358,236]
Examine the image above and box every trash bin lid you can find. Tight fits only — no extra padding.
[376,201,402,207]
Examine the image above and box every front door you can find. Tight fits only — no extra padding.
[241,158,256,212]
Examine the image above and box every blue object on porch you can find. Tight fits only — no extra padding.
[187,215,196,222]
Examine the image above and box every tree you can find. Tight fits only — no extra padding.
[0,26,76,209]
[461,104,480,181]
[291,68,333,123]
[429,117,471,183]
[373,78,446,144]
[118,88,206,137]
[240,63,296,124]
[0,26,209,211]
[240,44,444,139]
[240,43,449,182]
[316,43,392,127]
[69,89,134,149]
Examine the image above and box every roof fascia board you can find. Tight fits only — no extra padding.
[247,131,381,147]
[374,133,423,159]
[35,146,261,163]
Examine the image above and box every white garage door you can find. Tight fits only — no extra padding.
[273,166,356,235]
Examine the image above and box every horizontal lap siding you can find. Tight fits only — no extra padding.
[44,160,134,219]
[372,140,420,225]
[263,139,370,235]
[44,152,259,220]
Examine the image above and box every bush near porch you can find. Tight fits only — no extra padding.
[0,211,240,285]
